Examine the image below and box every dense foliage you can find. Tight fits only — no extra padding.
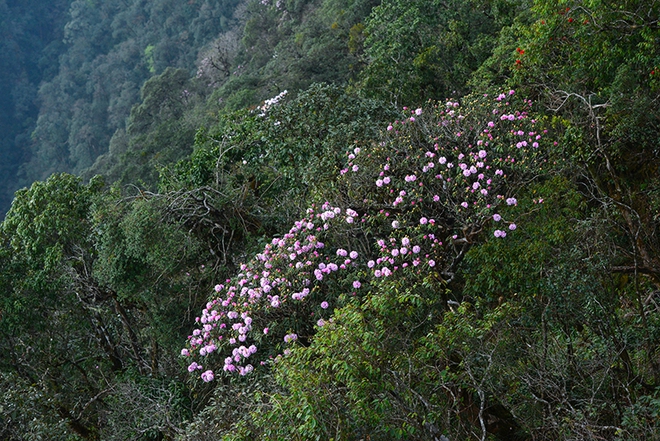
[1,0,660,440]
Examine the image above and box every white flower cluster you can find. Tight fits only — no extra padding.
[258,90,288,116]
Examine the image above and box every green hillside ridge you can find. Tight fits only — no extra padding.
[1,0,659,439]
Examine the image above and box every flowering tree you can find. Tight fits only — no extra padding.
[342,91,546,286]
[182,90,548,387]
[182,202,363,378]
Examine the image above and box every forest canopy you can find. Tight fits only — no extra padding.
[1,0,660,440]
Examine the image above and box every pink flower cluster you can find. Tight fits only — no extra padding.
[367,234,439,278]
[184,91,547,380]
[337,92,546,281]
[357,93,544,243]
[183,203,364,380]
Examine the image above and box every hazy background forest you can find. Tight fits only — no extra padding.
[1,0,659,440]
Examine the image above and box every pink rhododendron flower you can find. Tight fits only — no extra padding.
[284,333,298,343]
[188,362,202,372]
[201,370,215,382]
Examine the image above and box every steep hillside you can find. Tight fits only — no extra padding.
[0,0,659,440]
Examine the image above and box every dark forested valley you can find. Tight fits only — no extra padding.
[1,0,659,440]
[0,0,68,217]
